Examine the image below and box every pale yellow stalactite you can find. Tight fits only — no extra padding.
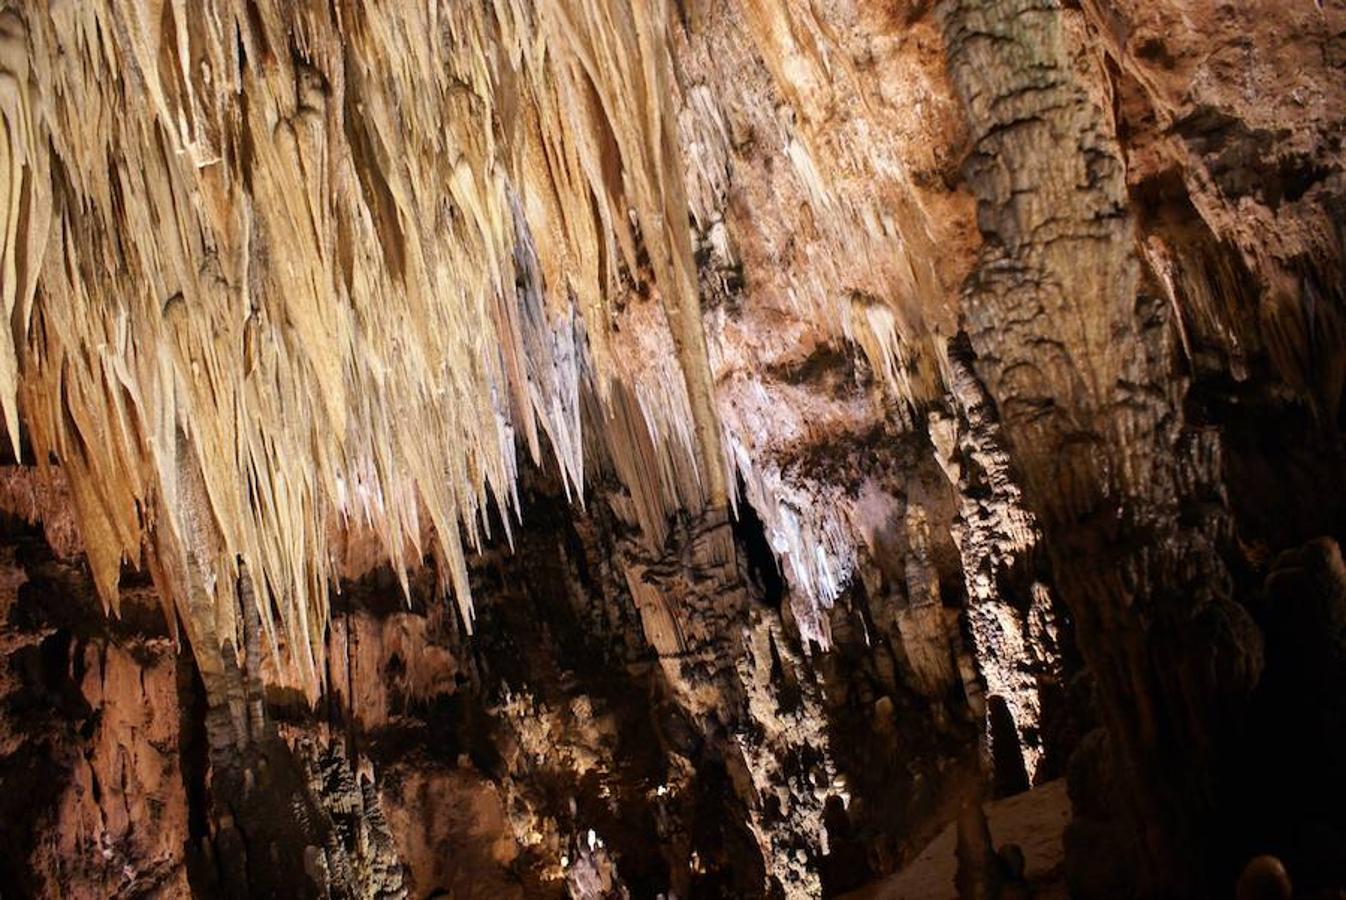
[0,10,49,459]
[0,0,964,694]
[0,1,738,692]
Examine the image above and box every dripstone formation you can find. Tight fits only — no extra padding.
[0,1,1343,897]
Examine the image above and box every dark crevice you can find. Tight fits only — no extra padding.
[733,477,786,610]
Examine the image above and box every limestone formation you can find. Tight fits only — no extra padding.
[0,0,1343,898]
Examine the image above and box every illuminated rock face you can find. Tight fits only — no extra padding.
[0,0,1343,897]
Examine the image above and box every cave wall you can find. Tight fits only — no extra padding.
[939,0,1346,895]
[0,455,1010,898]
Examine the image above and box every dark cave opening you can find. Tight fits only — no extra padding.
[733,477,787,610]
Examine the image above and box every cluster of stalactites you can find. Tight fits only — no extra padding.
[0,0,727,692]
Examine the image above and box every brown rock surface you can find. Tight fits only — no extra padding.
[0,525,188,897]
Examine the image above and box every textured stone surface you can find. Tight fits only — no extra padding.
[0,1,1342,897]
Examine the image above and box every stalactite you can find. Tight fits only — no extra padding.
[2,0,1342,894]
[0,0,988,700]
[9,0,738,692]
[0,11,49,458]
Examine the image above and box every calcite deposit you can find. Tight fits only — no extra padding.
[0,0,1343,897]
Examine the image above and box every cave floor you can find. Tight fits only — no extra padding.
[843,780,1070,900]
